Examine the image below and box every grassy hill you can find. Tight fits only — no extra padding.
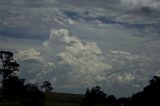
[45,92,85,106]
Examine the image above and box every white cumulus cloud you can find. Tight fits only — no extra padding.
[43,28,112,87]
[16,48,42,61]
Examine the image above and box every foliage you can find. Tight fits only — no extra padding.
[41,81,53,92]
[85,86,107,106]
[0,51,45,106]
[0,51,19,84]
[22,83,45,106]
[131,75,160,106]
[85,75,160,106]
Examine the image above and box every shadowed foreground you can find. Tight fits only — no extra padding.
[45,92,85,106]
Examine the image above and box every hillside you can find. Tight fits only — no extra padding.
[45,92,85,106]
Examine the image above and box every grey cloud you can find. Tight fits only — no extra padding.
[0,0,57,7]
[17,47,160,97]
[16,48,55,83]
[62,9,160,30]
[140,6,155,15]
[1,0,160,97]
[16,28,160,97]
[1,0,160,40]
[16,48,42,61]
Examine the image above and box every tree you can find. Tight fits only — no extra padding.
[22,83,45,106]
[107,95,116,104]
[0,51,45,106]
[0,51,23,106]
[0,51,19,88]
[41,81,53,92]
[0,51,20,99]
[2,76,25,106]
[85,86,107,106]
[131,75,160,106]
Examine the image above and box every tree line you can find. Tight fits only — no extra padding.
[85,75,160,106]
[0,51,53,106]
[0,51,159,106]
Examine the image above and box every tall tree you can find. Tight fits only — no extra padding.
[0,51,20,105]
[0,51,19,94]
[0,51,19,81]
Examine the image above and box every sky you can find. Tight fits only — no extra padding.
[0,0,160,97]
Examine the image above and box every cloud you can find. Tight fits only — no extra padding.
[108,72,135,83]
[121,0,160,9]
[105,50,160,84]
[16,48,42,61]
[15,48,55,83]
[50,28,102,54]
[1,0,160,97]
[0,0,160,41]
[42,28,111,87]
[0,0,57,7]
[9,27,160,97]
[41,28,160,96]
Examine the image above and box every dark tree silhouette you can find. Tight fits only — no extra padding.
[41,81,53,92]
[2,76,25,106]
[85,86,107,106]
[0,51,19,87]
[117,97,131,106]
[0,51,20,105]
[0,51,44,106]
[22,83,45,106]
[106,95,116,105]
[131,75,160,106]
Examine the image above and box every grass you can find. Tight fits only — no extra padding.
[0,92,85,106]
[45,92,85,106]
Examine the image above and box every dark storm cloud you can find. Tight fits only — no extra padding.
[140,6,154,15]
[129,6,160,18]
[62,9,160,34]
